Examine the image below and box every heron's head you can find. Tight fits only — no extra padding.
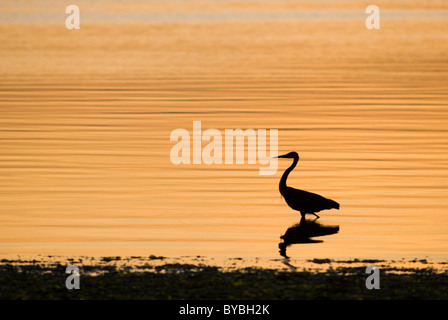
[276,151,299,159]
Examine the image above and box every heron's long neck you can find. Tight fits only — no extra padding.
[279,156,298,192]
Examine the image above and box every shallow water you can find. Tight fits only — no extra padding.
[1,0,448,261]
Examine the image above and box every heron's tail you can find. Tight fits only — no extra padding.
[327,199,340,210]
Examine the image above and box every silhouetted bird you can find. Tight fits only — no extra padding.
[277,152,339,218]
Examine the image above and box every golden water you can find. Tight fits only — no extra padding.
[1,1,447,260]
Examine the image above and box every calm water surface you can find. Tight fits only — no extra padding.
[1,1,448,260]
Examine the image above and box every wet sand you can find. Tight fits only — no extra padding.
[1,255,447,299]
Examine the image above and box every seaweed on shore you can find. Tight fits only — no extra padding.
[1,256,447,300]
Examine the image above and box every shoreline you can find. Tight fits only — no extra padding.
[1,255,448,299]
[3,255,448,273]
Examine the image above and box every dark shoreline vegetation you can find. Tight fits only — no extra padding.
[1,256,447,300]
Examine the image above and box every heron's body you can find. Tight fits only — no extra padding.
[278,152,339,218]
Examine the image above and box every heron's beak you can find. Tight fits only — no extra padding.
[276,154,289,159]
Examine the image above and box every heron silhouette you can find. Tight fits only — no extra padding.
[277,152,339,219]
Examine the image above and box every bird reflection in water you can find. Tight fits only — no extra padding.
[279,217,340,258]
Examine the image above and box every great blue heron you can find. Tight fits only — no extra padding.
[277,152,339,219]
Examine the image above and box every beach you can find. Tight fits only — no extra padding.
[1,256,447,300]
